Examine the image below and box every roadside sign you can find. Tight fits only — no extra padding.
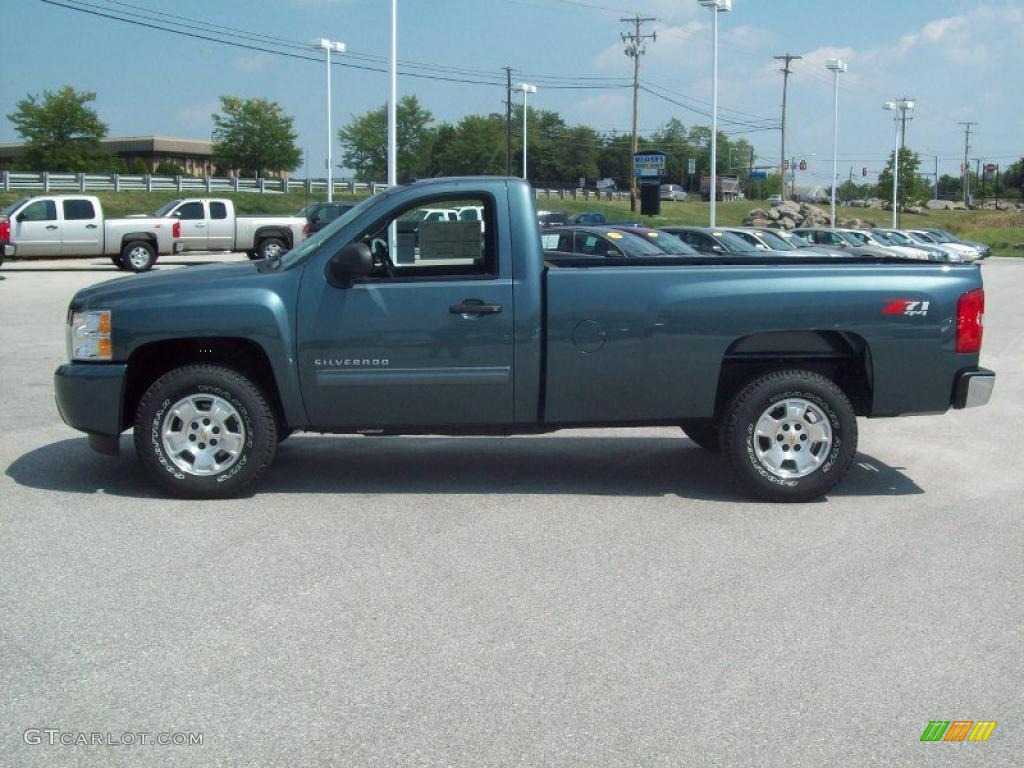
[984,164,998,175]
[688,158,696,175]
[634,152,667,178]
[749,171,767,180]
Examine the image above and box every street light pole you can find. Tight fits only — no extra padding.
[698,0,731,227]
[313,38,345,202]
[518,83,537,181]
[884,99,914,228]
[388,0,397,189]
[825,58,847,229]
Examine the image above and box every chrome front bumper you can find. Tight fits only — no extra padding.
[953,368,995,409]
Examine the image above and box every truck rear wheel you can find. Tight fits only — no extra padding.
[134,364,278,498]
[680,420,721,452]
[721,370,857,502]
[120,240,157,272]
[257,237,287,260]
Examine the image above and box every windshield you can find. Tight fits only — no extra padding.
[715,231,758,252]
[1,197,30,217]
[154,199,182,217]
[909,231,936,243]
[296,204,318,218]
[278,193,384,267]
[870,231,896,245]
[610,230,675,256]
[879,230,914,246]
[756,230,795,250]
[628,230,696,255]
[928,229,955,242]
[842,231,869,245]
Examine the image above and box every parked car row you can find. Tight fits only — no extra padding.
[538,221,992,263]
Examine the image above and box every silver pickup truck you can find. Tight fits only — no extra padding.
[0,195,182,271]
[151,198,307,260]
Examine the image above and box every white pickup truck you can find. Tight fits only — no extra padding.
[0,195,182,271]
[151,198,307,260]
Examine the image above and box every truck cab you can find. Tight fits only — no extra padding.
[154,198,234,251]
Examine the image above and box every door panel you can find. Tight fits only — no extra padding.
[60,198,102,255]
[206,201,233,250]
[172,201,208,250]
[13,199,60,256]
[298,279,514,427]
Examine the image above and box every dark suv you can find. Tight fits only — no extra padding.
[297,201,357,234]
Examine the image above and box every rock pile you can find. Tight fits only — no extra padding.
[742,201,831,230]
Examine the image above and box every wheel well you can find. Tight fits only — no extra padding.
[120,233,157,250]
[122,338,287,431]
[715,331,873,416]
[255,227,292,249]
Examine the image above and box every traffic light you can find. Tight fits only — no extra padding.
[783,159,790,170]
[862,167,868,177]
[798,160,807,171]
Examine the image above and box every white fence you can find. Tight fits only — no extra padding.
[1,171,388,196]
[1,170,630,203]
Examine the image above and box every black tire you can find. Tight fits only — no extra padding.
[246,250,260,261]
[134,364,277,499]
[680,419,721,452]
[120,240,157,272]
[277,428,294,445]
[721,369,857,502]
[109,255,127,270]
[257,237,287,260]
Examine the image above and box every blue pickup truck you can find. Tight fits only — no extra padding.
[55,178,994,502]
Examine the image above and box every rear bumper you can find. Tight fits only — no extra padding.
[54,363,128,448]
[172,241,185,254]
[1,241,14,258]
[952,367,995,409]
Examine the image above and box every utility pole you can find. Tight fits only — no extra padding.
[621,14,656,213]
[932,155,938,201]
[959,122,976,207]
[505,67,513,176]
[774,53,801,201]
[974,158,982,206]
[899,96,914,150]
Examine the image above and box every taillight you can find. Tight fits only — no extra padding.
[172,221,181,239]
[0,219,10,240]
[302,222,310,236]
[956,288,984,353]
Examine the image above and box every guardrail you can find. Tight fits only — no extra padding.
[0,170,635,202]
[0,171,390,196]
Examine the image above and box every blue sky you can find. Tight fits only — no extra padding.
[1,0,1020,185]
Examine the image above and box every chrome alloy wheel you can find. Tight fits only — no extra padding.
[161,394,246,476]
[262,241,282,258]
[753,398,833,479]
[127,245,151,269]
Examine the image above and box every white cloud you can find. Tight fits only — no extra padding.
[233,54,270,73]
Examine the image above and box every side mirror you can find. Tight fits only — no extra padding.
[327,242,373,288]
[711,245,725,253]
[16,212,26,222]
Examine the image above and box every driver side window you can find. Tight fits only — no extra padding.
[358,196,496,279]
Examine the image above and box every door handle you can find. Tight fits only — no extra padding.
[85,224,98,229]
[450,299,502,316]
[46,225,58,230]
[195,223,206,228]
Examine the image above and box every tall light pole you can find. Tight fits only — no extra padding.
[825,58,847,229]
[884,99,914,227]
[388,0,397,189]
[313,38,345,202]
[698,0,731,227]
[517,83,537,181]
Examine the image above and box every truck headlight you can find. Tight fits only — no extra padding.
[68,310,112,361]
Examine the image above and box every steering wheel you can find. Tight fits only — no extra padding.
[369,236,396,277]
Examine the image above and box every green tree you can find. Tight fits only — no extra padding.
[431,114,505,176]
[876,147,929,209]
[338,95,435,181]
[155,161,186,176]
[6,85,117,171]
[131,158,149,175]
[1003,158,1024,199]
[936,173,961,200]
[212,96,301,177]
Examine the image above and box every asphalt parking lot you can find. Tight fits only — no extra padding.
[1,255,1021,767]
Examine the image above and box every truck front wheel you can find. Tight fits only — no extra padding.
[721,370,857,502]
[133,364,278,498]
[120,240,157,272]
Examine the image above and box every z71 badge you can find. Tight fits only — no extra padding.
[882,299,930,317]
